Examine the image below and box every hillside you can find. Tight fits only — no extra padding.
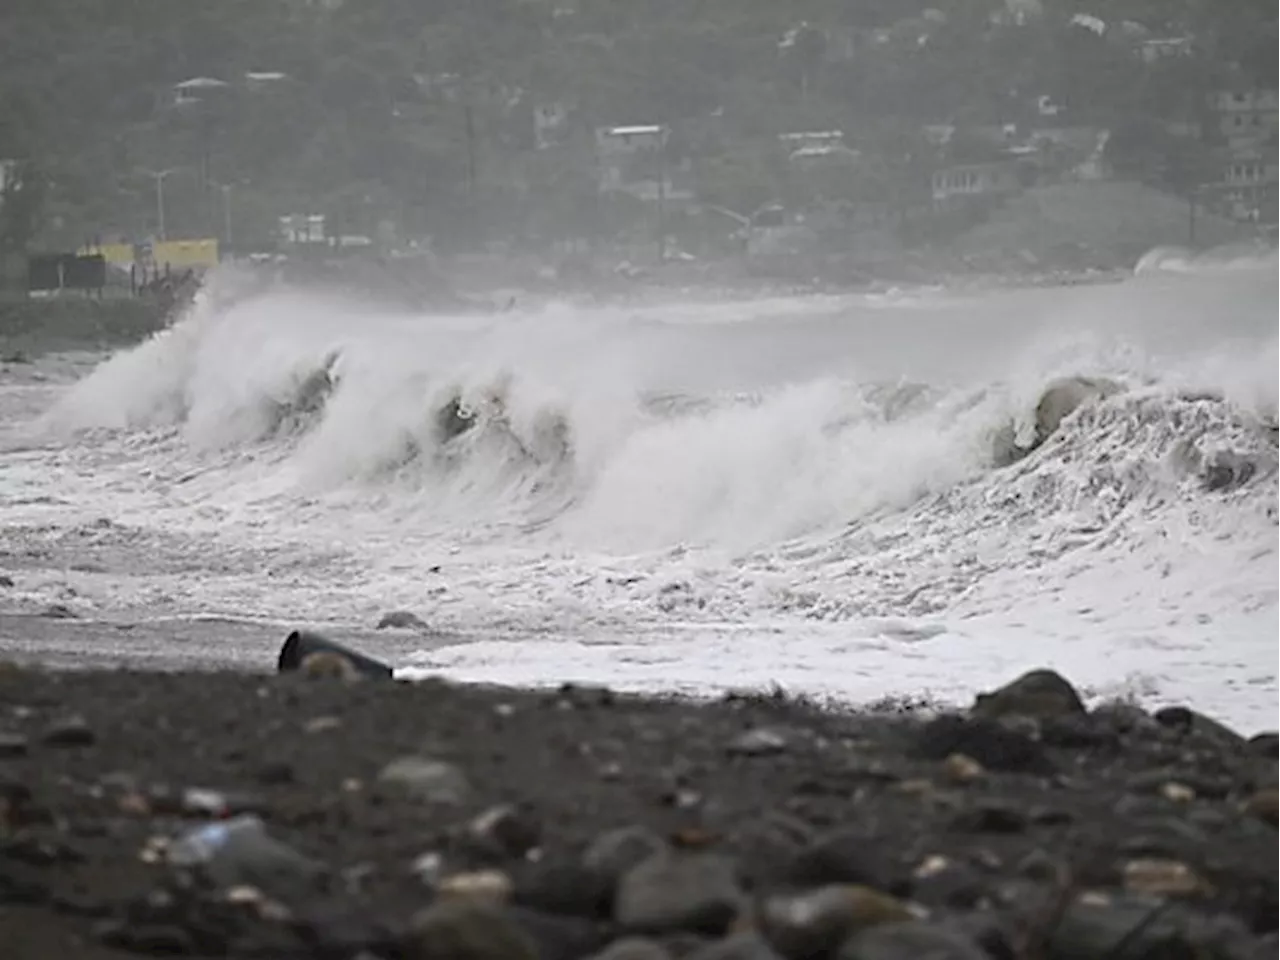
[951,181,1251,270]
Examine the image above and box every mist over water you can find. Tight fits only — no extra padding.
[3,248,1277,729]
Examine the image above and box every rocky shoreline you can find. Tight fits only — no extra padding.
[0,651,1275,960]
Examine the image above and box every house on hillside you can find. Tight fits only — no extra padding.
[930,160,1022,210]
[1136,36,1194,63]
[1209,89,1279,151]
[594,125,693,203]
[1204,143,1279,224]
[1026,126,1110,181]
[778,131,857,164]
[534,102,572,150]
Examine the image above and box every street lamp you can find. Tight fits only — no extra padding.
[210,180,245,252]
[138,167,178,241]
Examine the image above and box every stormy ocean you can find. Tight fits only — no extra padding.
[1,247,1276,731]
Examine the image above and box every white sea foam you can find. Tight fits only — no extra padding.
[2,250,1277,731]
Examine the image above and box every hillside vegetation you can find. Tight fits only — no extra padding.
[0,0,1274,258]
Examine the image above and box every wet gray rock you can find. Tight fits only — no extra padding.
[838,920,988,960]
[971,669,1086,721]
[583,826,667,887]
[377,609,428,630]
[377,756,469,805]
[0,733,29,758]
[1246,732,1278,757]
[1127,769,1232,800]
[468,802,542,859]
[951,800,1029,834]
[1091,701,1161,735]
[42,716,95,748]
[511,857,613,918]
[726,728,790,757]
[758,885,915,960]
[783,831,904,893]
[587,937,674,960]
[615,849,745,935]
[406,899,538,960]
[1047,893,1260,960]
[1242,789,1277,828]
[687,932,786,960]
[1153,707,1246,749]
[506,905,608,960]
[914,715,1053,775]
[1039,713,1117,749]
[910,857,989,909]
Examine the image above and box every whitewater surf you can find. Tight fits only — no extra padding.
[1,249,1276,730]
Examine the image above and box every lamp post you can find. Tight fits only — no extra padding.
[138,168,177,240]
[211,181,236,251]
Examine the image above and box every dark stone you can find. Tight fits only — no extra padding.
[377,756,470,805]
[758,885,913,960]
[405,899,539,960]
[507,905,610,960]
[469,802,543,860]
[726,728,790,757]
[588,939,674,960]
[686,932,787,960]
[615,850,745,936]
[1040,714,1118,749]
[1153,707,1246,749]
[1247,733,1279,757]
[783,831,906,895]
[971,669,1086,721]
[914,715,1054,775]
[0,733,29,758]
[42,716,95,748]
[95,920,196,956]
[377,609,428,630]
[1091,701,1160,735]
[556,684,619,708]
[2,834,85,867]
[1127,769,1232,801]
[293,901,398,959]
[838,920,989,960]
[0,862,49,904]
[951,801,1028,834]
[582,827,667,888]
[255,760,296,785]
[910,860,990,909]
[0,575,14,588]
[1047,894,1260,960]
[49,891,112,918]
[511,857,614,919]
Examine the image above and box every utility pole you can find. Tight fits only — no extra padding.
[212,182,235,251]
[656,125,669,264]
[139,168,176,241]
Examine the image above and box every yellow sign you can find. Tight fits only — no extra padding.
[155,239,219,269]
[79,239,220,269]
[79,243,135,265]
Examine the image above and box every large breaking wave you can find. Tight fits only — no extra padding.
[45,256,1277,554]
[7,247,1276,728]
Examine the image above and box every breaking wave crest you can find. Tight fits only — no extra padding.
[42,260,1278,560]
